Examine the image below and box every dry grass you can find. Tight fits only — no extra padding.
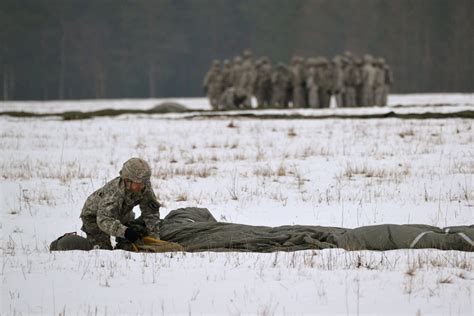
[438,276,453,284]
[175,192,188,202]
[287,127,297,138]
[405,266,417,277]
[1,115,473,315]
[153,165,214,179]
[398,129,415,138]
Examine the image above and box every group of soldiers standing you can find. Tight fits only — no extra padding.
[203,49,393,110]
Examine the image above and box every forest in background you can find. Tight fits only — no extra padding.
[1,0,472,100]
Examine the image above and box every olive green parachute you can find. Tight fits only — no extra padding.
[158,208,473,252]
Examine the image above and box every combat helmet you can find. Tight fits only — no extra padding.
[243,49,253,58]
[120,157,151,183]
[363,54,373,63]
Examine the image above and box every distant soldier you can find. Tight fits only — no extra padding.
[254,59,264,107]
[241,49,257,107]
[218,87,248,110]
[306,57,320,108]
[315,57,332,108]
[343,55,361,107]
[242,49,255,70]
[255,57,273,108]
[331,56,345,108]
[271,63,291,108]
[354,58,364,106]
[383,59,394,106]
[290,56,307,108]
[203,60,223,110]
[361,54,376,107]
[237,61,255,108]
[373,58,386,106]
[343,51,354,63]
[80,158,161,250]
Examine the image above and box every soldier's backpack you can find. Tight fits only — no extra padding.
[49,232,93,251]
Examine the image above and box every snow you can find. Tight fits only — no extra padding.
[0,93,472,113]
[1,96,473,315]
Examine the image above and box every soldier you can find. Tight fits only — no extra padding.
[373,58,386,106]
[242,49,255,71]
[80,158,161,250]
[282,63,293,108]
[237,59,255,108]
[203,60,223,110]
[271,63,291,108]
[254,59,264,107]
[361,54,376,107]
[354,58,364,107]
[331,56,345,108]
[315,57,332,108]
[290,56,307,108]
[343,55,361,107]
[306,57,320,108]
[218,87,248,110]
[240,49,257,108]
[255,57,273,108]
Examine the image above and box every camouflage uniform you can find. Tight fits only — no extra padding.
[254,60,263,107]
[271,63,291,108]
[361,54,376,107]
[237,65,254,108]
[203,60,223,110]
[218,87,247,110]
[237,50,256,108]
[373,58,386,106]
[315,58,332,108]
[80,158,161,249]
[354,58,364,107]
[255,57,273,108]
[306,58,320,108]
[290,56,307,108]
[342,56,361,107]
[331,56,345,108]
[220,59,233,92]
[230,56,243,87]
[383,60,393,106]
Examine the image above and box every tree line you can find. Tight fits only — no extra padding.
[0,0,472,101]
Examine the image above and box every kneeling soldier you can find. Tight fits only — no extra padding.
[80,157,161,249]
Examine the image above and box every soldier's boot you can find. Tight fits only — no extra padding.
[86,233,113,250]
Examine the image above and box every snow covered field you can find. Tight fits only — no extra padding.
[1,93,473,113]
[1,96,473,315]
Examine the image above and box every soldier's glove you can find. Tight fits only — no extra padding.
[127,219,150,237]
[124,227,140,242]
